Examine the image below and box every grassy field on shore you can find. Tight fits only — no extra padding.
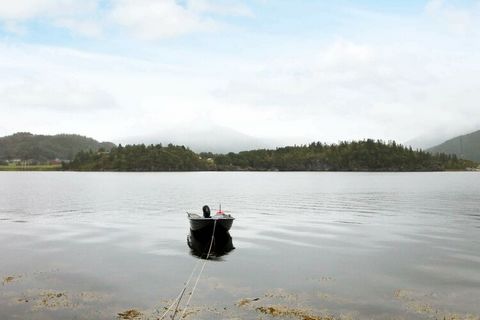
[0,164,62,171]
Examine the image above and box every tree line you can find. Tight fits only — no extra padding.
[64,139,476,171]
[65,144,210,171]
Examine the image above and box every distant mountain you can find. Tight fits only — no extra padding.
[0,132,116,162]
[405,135,450,151]
[404,127,478,150]
[428,130,480,162]
[122,125,282,153]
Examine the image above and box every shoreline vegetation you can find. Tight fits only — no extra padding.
[0,164,61,171]
[59,139,477,172]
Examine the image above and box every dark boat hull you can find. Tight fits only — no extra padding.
[189,217,234,232]
[187,213,234,232]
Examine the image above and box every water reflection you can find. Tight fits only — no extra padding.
[187,228,235,259]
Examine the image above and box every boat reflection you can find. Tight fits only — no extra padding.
[187,229,235,259]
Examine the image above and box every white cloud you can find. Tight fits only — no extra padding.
[0,43,225,141]
[425,0,445,15]
[109,0,214,39]
[0,0,101,37]
[425,0,479,34]
[188,0,253,17]
[0,0,253,40]
[2,34,480,146]
[214,38,480,143]
[0,0,98,21]
[54,18,103,38]
[0,80,116,111]
[109,0,252,40]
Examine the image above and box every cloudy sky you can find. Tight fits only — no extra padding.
[1,0,480,148]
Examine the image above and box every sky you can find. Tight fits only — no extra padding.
[1,0,480,149]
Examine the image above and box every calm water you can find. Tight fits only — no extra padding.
[0,172,479,320]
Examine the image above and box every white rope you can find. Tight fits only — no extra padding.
[158,219,217,320]
[170,286,186,320]
[157,259,200,320]
[157,289,185,320]
[156,239,203,320]
[178,219,217,319]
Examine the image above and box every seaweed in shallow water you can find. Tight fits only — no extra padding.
[117,309,143,319]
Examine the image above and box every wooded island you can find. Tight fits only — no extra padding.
[64,139,475,172]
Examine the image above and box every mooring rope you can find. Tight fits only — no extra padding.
[157,219,217,320]
[178,219,217,319]
[157,259,200,320]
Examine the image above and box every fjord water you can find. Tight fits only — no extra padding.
[0,172,479,319]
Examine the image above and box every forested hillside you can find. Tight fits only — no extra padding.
[428,130,480,162]
[0,132,115,162]
[66,144,209,171]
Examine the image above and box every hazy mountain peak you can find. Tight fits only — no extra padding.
[121,125,283,153]
[428,129,480,162]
